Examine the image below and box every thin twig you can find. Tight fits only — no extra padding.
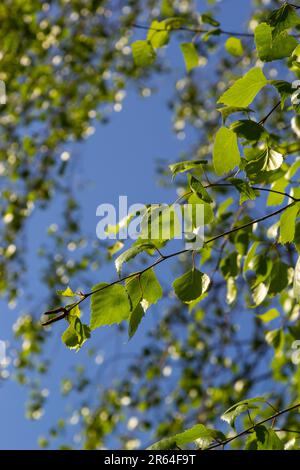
[132,23,254,38]
[259,101,281,125]
[204,402,300,450]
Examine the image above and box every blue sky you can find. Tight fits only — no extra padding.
[0,0,253,449]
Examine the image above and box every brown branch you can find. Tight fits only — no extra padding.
[259,101,281,125]
[132,23,254,38]
[205,402,300,450]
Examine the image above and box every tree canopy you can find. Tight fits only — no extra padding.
[1,0,300,451]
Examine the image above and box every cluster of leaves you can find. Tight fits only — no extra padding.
[3,0,300,451]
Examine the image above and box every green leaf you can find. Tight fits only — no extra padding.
[132,40,156,67]
[189,174,213,203]
[62,309,91,351]
[115,243,156,274]
[173,269,210,303]
[226,277,237,305]
[220,252,240,280]
[57,286,77,297]
[255,23,297,62]
[188,194,214,225]
[225,37,243,57]
[140,205,182,241]
[245,148,283,179]
[230,119,266,141]
[180,43,199,72]
[264,148,284,170]
[202,28,221,41]
[265,328,284,352]
[243,242,260,276]
[252,282,269,306]
[221,397,266,428]
[147,20,170,48]
[218,67,267,107]
[268,4,300,38]
[126,269,163,309]
[90,283,130,330]
[267,178,288,206]
[125,270,163,339]
[258,308,280,323]
[147,437,177,450]
[162,17,185,30]
[148,424,225,450]
[201,13,220,27]
[270,80,294,108]
[128,303,145,339]
[269,261,290,295]
[218,106,254,124]
[255,425,284,450]
[169,159,208,178]
[161,0,175,17]
[229,178,257,204]
[279,203,299,244]
[213,126,241,176]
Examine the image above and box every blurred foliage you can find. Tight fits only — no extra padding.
[1,0,300,451]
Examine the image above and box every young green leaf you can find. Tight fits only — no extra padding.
[169,159,208,178]
[218,106,254,124]
[279,203,299,244]
[252,281,269,306]
[213,126,241,176]
[115,243,156,274]
[221,397,266,428]
[255,23,297,62]
[218,67,267,107]
[62,309,91,351]
[128,303,145,339]
[90,283,131,330]
[245,148,283,179]
[225,37,243,57]
[173,269,210,303]
[254,425,284,450]
[180,43,199,72]
[188,193,214,225]
[126,269,163,308]
[201,13,220,27]
[188,174,213,203]
[270,80,294,108]
[132,40,156,67]
[265,328,284,353]
[229,178,257,204]
[267,178,288,206]
[147,20,170,48]
[57,286,77,297]
[257,308,280,323]
[230,119,266,141]
[268,3,300,38]
[147,424,225,450]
